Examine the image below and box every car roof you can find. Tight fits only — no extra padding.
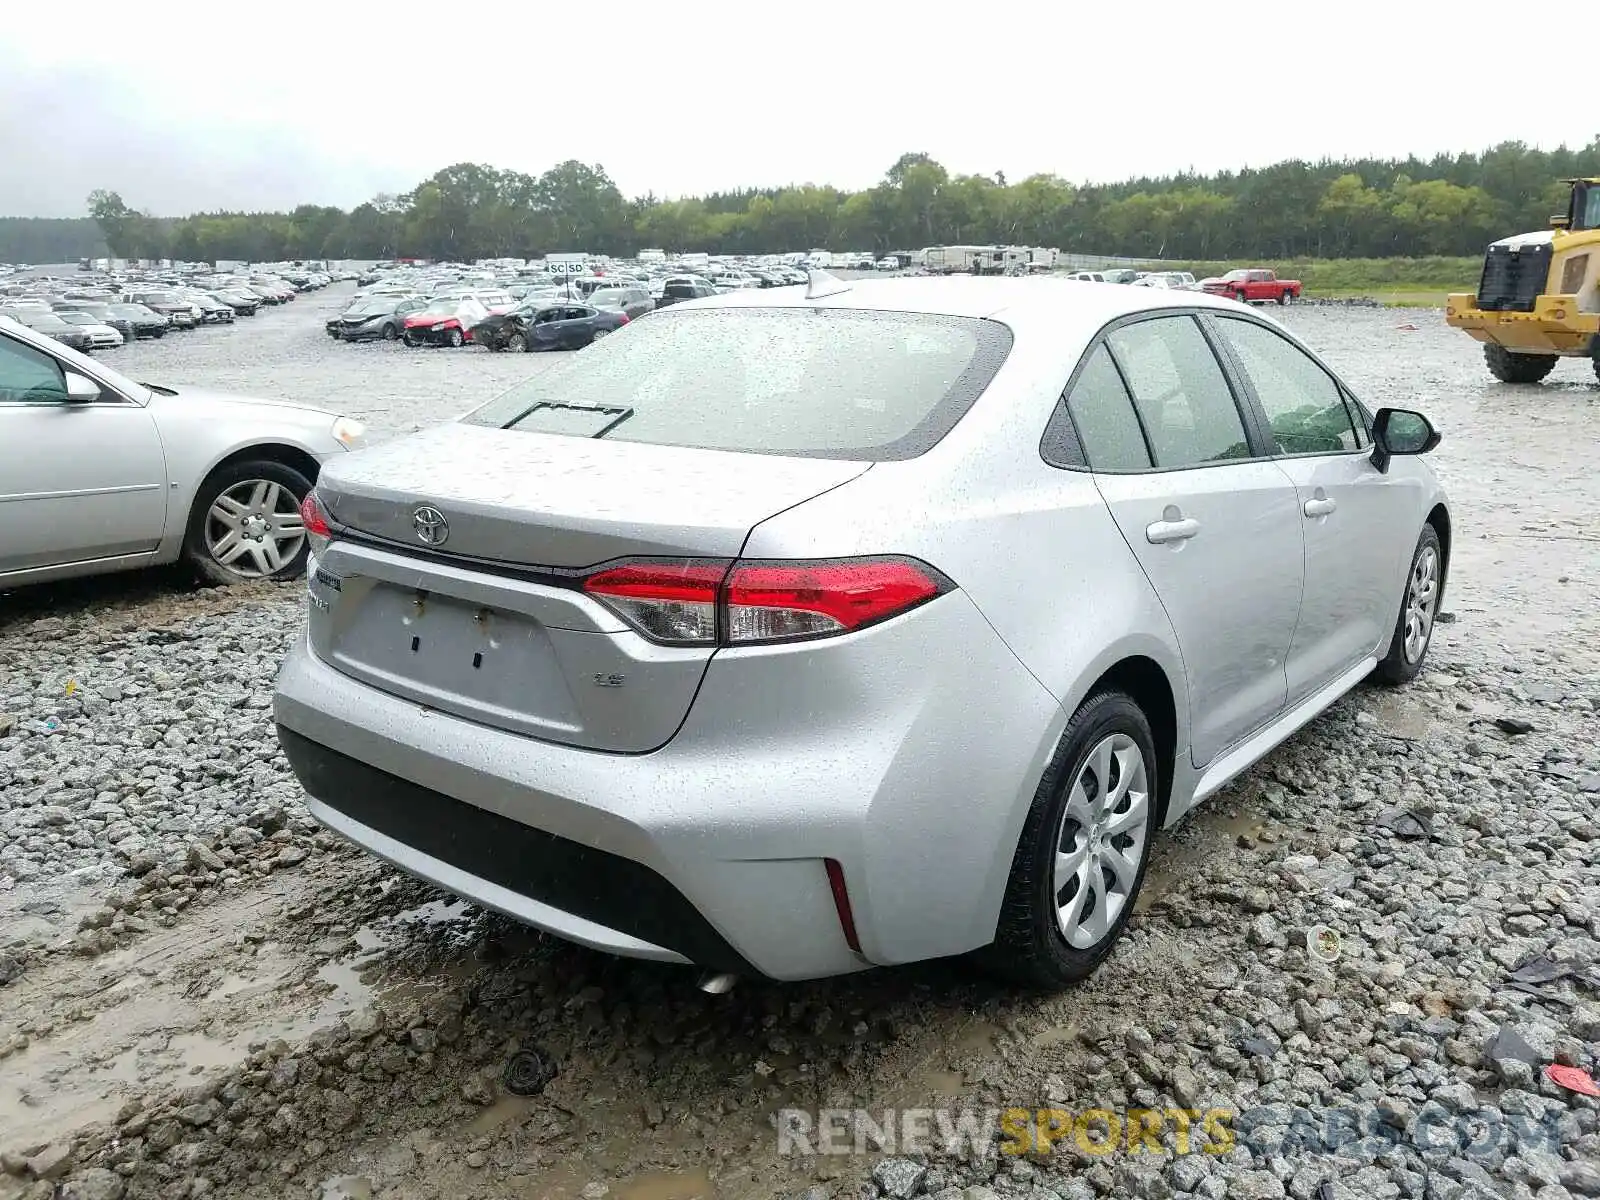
[676,275,1245,325]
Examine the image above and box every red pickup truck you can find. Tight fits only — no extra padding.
[1201,268,1303,305]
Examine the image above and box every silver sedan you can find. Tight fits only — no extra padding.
[0,314,364,589]
[274,276,1449,987]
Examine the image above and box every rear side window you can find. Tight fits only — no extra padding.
[464,307,1012,461]
[1106,316,1251,468]
[1213,317,1359,455]
[1063,344,1151,470]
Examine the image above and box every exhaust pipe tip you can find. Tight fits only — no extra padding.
[697,972,738,995]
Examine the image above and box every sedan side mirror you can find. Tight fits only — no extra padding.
[1370,407,1440,473]
[63,371,101,403]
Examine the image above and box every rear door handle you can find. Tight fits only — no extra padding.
[1303,497,1337,518]
[1146,517,1200,544]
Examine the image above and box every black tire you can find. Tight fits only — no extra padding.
[182,459,314,587]
[1234,290,1249,304]
[1484,344,1556,384]
[381,323,398,341]
[402,332,419,347]
[1278,290,1292,305]
[447,329,464,348]
[1373,524,1442,686]
[982,690,1159,989]
[505,331,527,353]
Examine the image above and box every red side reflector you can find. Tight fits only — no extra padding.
[824,858,861,953]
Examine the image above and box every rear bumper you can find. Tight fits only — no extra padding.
[273,585,1062,980]
[1445,293,1600,353]
[278,726,748,972]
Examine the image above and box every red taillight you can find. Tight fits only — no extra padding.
[619,313,630,324]
[583,560,726,645]
[300,492,332,557]
[724,559,944,643]
[581,556,948,646]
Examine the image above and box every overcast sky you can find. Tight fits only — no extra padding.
[4,2,1594,218]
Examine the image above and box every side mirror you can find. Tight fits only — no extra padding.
[1370,407,1440,473]
[64,371,101,403]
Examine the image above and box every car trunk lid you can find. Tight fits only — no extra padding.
[309,423,870,751]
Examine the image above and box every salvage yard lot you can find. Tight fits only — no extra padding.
[1,285,1598,1200]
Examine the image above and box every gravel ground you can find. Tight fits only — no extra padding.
[0,287,1597,1200]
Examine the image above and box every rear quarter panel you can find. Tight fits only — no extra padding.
[739,323,1191,956]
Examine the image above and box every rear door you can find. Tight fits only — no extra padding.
[1080,314,1304,767]
[0,329,167,576]
[558,306,593,348]
[1207,314,1412,701]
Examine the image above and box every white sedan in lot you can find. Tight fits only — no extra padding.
[0,314,365,589]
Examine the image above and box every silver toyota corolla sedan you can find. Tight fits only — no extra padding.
[274,276,1449,988]
[0,313,365,589]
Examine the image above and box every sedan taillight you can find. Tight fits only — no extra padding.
[582,561,723,644]
[300,492,332,558]
[582,557,951,646]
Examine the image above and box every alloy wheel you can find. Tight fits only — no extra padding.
[1403,546,1438,663]
[205,479,306,579]
[1053,733,1151,950]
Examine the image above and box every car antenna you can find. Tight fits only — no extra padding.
[805,268,852,300]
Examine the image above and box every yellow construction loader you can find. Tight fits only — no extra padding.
[1446,178,1600,382]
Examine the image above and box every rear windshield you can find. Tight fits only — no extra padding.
[462,307,1012,460]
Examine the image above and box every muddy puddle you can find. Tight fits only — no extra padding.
[0,881,488,1151]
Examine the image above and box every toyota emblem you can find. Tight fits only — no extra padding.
[412,506,449,546]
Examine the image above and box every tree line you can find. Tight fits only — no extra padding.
[2,140,1596,266]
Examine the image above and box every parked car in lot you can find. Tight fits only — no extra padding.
[3,307,96,353]
[1201,268,1302,305]
[473,301,628,351]
[105,302,170,338]
[402,298,489,347]
[212,289,261,316]
[274,276,1449,988]
[182,291,236,323]
[655,276,719,309]
[328,296,426,342]
[53,302,136,342]
[53,309,125,348]
[0,314,365,588]
[586,286,655,321]
[122,291,197,329]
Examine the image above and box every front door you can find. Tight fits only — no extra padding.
[1084,314,1305,766]
[0,330,168,576]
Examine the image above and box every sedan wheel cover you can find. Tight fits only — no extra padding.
[1403,546,1438,663]
[1053,733,1150,950]
[205,479,305,578]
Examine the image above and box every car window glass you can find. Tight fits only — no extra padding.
[1064,344,1151,470]
[1216,317,1359,454]
[0,332,67,404]
[1106,316,1251,467]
